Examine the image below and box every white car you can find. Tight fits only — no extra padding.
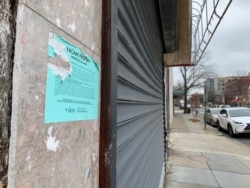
[204,108,222,126]
[217,107,250,137]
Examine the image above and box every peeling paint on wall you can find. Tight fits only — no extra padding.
[84,168,90,184]
[48,33,70,62]
[68,22,76,33]
[47,63,71,80]
[25,151,31,161]
[45,126,60,152]
[84,0,90,7]
[55,18,61,28]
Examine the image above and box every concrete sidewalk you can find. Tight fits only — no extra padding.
[164,109,250,188]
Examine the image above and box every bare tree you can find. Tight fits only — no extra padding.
[190,92,202,107]
[174,81,184,90]
[235,69,247,77]
[179,54,216,113]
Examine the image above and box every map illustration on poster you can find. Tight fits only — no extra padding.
[44,33,99,123]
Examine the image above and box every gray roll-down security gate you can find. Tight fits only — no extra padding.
[114,1,166,187]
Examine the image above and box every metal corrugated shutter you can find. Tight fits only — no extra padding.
[116,1,165,187]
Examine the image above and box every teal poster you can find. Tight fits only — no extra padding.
[44,33,99,123]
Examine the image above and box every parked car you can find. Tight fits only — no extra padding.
[204,108,221,126]
[217,107,250,137]
[218,104,231,108]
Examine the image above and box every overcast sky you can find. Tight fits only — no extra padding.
[173,0,250,84]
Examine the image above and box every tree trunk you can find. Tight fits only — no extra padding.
[183,78,189,113]
[0,0,17,187]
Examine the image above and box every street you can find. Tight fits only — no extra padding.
[235,135,250,148]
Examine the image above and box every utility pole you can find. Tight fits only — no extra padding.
[204,84,207,129]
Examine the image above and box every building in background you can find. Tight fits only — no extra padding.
[204,76,234,105]
[225,76,250,106]
[214,76,234,104]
